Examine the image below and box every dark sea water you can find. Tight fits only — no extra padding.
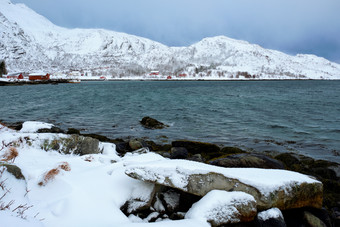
[1,80,340,163]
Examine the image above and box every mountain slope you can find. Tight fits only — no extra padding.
[1,0,340,79]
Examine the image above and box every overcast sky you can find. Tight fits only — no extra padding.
[11,0,340,63]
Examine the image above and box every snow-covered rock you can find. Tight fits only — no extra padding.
[125,159,323,210]
[257,207,284,221]
[122,181,156,214]
[185,190,257,226]
[40,134,102,156]
[160,190,181,213]
[20,121,54,133]
[256,208,286,227]
[1,0,340,79]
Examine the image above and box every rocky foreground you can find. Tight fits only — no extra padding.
[1,120,340,227]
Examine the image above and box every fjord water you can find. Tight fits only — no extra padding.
[1,80,339,163]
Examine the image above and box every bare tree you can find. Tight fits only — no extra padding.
[0,60,8,77]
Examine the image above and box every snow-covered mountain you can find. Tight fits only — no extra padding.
[1,0,340,79]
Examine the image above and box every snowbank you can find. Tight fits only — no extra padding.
[1,122,211,227]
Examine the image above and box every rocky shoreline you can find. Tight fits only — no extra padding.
[1,119,340,226]
[0,79,70,86]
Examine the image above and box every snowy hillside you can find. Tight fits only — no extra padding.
[1,0,340,79]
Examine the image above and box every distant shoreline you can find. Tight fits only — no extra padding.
[1,77,339,86]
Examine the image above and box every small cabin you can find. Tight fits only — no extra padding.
[167,76,172,80]
[178,73,187,77]
[7,73,24,79]
[149,71,160,76]
[29,73,50,81]
[7,75,18,79]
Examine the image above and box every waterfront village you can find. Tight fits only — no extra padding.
[0,70,191,85]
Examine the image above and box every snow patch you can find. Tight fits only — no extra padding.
[185,190,256,224]
[20,121,54,133]
[257,208,284,221]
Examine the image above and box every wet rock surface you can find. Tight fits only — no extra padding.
[140,116,168,129]
[210,153,285,169]
[172,140,220,155]
[37,126,65,134]
[170,147,189,159]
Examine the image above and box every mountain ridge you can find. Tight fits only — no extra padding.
[1,0,340,79]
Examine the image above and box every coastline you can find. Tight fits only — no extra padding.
[1,77,340,86]
[1,120,339,226]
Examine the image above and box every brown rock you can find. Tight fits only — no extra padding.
[140,117,168,129]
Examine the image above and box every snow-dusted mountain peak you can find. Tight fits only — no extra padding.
[1,0,340,79]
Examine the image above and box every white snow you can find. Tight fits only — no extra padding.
[185,190,256,224]
[20,121,54,133]
[0,210,44,227]
[257,207,284,221]
[1,122,211,227]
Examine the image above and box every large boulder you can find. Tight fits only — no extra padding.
[140,116,168,129]
[125,159,323,211]
[73,136,101,155]
[303,211,327,227]
[185,190,257,226]
[210,153,285,169]
[41,135,101,155]
[170,147,189,159]
[220,146,247,155]
[171,140,220,155]
[129,139,144,151]
[275,153,340,210]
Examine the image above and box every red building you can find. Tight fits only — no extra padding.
[29,73,50,81]
[7,73,23,79]
[149,71,160,76]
